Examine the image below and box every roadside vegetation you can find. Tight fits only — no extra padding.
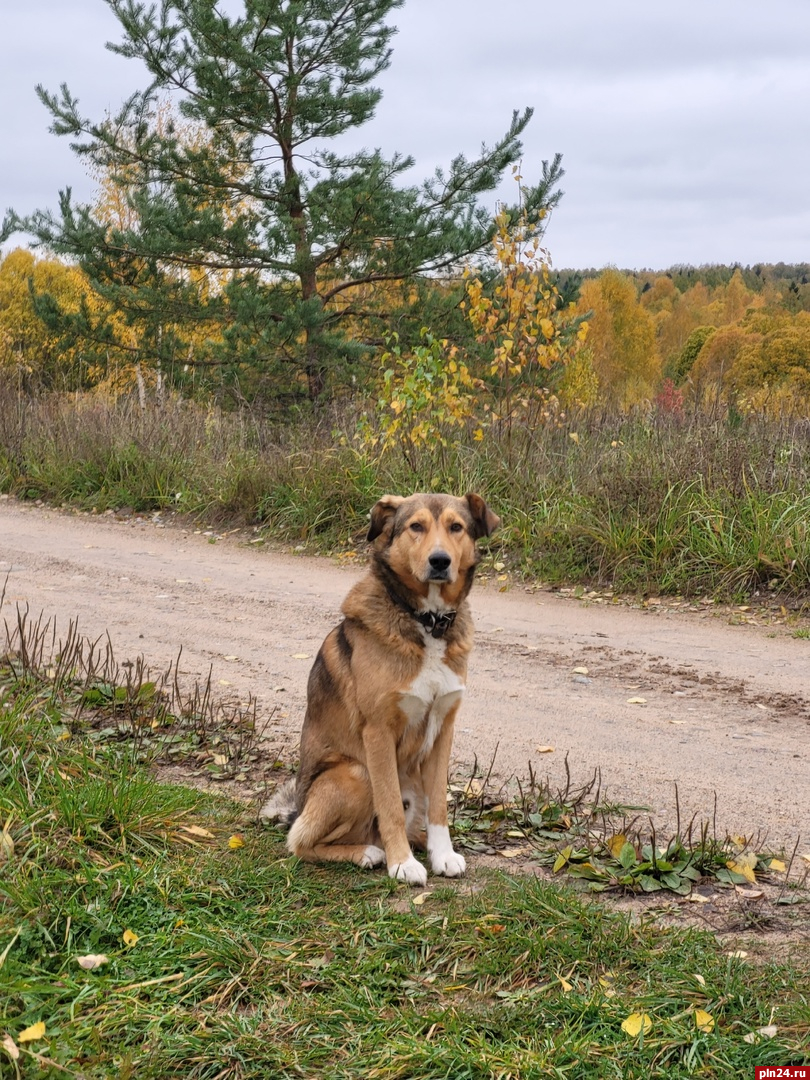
[1,388,809,603]
[1,609,808,1078]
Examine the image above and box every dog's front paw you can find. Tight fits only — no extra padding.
[427,824,466,877]
[431,850,467,877]
[388,855,427,886]
[358,845,386,869]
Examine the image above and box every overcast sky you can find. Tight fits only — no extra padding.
[2,0,809,269]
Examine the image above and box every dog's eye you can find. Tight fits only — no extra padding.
[409,522,424,533]
[449,522,464,533]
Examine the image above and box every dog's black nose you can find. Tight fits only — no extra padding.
[428,551,451,573]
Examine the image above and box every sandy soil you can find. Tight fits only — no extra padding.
[2,495,809,852]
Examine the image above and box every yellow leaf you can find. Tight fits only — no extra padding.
[557,974,573,993]
[767,858,786,873]
[412,892,432,906]
[726,857,756,883]
[473,428,484,441]
[695,1009,714,1033]
[17,1022,46,1043]
[569,432,579,444]
[540,318,555,339]
[123,929,139,948]
[621,1013,652,1037]
[607,834,628,860]
[536,745,555,754]
[291,653,312,660]
[228,835,245,850]
[626,697,647,705]
[553,846,571,873]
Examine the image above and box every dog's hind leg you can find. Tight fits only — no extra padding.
[287,762,384,869]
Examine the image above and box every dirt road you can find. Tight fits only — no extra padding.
[2,496,808,850]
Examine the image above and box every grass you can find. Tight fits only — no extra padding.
[1,388,810,603]
[2,614,809,1078]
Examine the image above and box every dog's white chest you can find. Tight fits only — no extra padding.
[399,636,465,759]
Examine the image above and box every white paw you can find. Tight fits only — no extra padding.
[359,845,386,869]
[427,824,466,877]
[389,855,428,886]
[431,850,467,877]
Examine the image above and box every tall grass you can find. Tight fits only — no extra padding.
[1,383,809,598]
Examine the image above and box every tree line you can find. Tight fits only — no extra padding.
[1,0,808,423]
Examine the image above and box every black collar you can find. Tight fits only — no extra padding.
[383,580,457,639]
[414,609,457,639]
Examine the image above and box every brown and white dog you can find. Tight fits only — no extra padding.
[261,492,499,886]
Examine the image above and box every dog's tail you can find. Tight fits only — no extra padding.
[259,777,298,827]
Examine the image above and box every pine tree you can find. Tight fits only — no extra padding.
[2,0,563,402]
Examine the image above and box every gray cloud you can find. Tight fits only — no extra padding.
[2,0,809,268]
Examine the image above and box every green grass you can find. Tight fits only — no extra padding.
[2,648,809,1078]
[2,391,810,603]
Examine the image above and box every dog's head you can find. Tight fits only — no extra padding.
[367,492,500,600]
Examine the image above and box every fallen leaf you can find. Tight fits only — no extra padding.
[743,1024,778,1043]
[767,858,786,873]
[734,886,764,899]
[228,835,245,850]
[499,848,529,859]
[0,828,14,862]
[412,892,432,906]
[223,655,238,662]
[726,950,748,959]
[211,753,230,766]
[17,1022,46,1043]
[572,666,589,675]
[557,974,573,993]
[607,833,628,859]
[1,1034,19,1060]
[693,973,706,986]
[77,954,110,970]
[726,849,757,883]
[626,697,647,705]
[687,893,713,904]
[218,679,232,686]
[493,561,505,571]
[291,653,311,660]
[123,929,139,948]
[695,1009,714,1033]
[621,1013,652,1037]
[536,745,555,754]
[179,825,215,839]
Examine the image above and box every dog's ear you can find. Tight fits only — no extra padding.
[367,494,405,542]
[465,493,501,539]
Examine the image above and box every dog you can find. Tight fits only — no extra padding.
[261,492,499,886]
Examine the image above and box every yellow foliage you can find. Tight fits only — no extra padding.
[0,248,90,386]
[557,348,599,409]
[576,271,660,409]
[463,203,586,429]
